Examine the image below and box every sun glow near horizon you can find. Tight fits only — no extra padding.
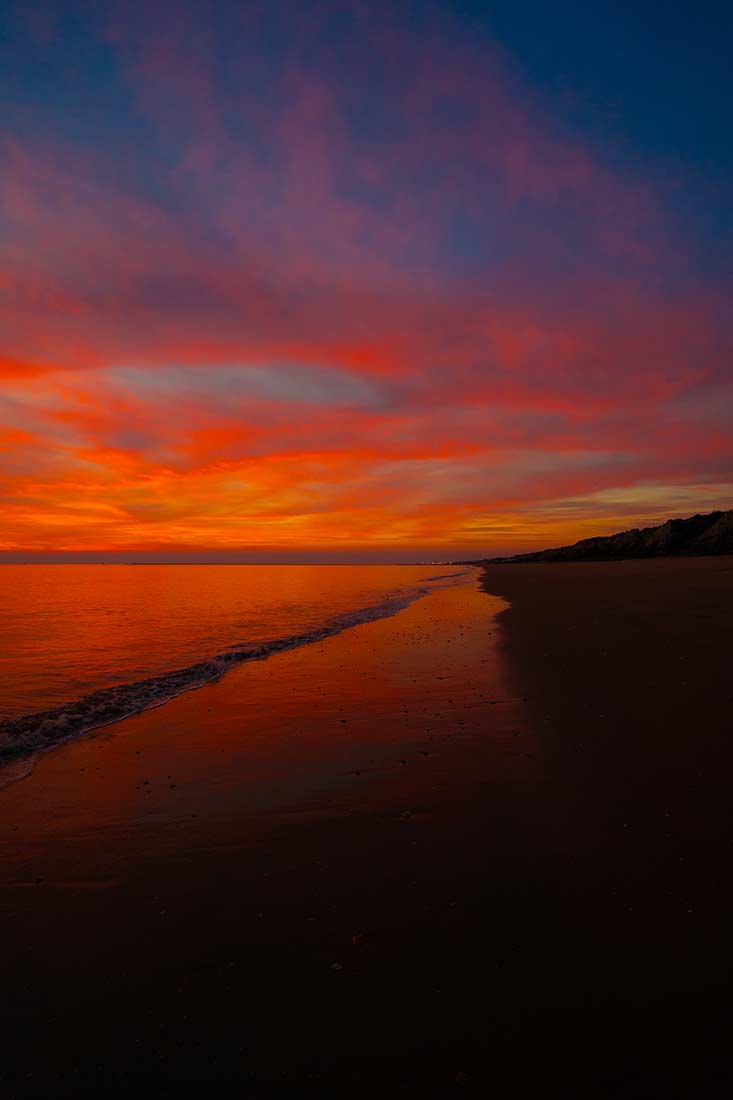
[1,3,731,557]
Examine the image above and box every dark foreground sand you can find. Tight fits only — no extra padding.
[1,560,732,1097]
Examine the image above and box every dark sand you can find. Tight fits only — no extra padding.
[1,560,732,1097]
[481,556,733,1095]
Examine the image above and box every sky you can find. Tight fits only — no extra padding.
[1,0,731,561]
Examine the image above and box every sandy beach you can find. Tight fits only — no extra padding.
[5,3,731,1094]
[2,560,732,1096]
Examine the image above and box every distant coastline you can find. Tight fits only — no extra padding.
[463,508,733,564]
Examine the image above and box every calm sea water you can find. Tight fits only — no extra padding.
[0,565,470,757]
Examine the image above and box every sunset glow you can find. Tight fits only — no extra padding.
[2,2,731,559]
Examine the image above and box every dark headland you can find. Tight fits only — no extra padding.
[463,508,733,563]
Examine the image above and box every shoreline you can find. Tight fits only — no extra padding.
[2,561,732,1095]
[0,569,474,774]
[1,578,532,1095]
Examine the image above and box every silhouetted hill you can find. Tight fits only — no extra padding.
[477,509,733,563]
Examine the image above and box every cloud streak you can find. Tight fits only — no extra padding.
[1,1,730,557]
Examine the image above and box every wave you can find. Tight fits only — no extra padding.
[0,573,468,764]
[421,569,472,582]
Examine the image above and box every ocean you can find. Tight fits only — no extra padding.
[0,564,469,760]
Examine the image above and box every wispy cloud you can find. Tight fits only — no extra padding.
[0,1,730,555]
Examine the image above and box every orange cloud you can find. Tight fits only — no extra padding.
[0,3,730,557]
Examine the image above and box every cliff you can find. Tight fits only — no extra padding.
[481,509,733,563]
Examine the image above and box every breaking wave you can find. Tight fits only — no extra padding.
[0,571,471,764]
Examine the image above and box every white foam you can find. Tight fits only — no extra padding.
[0,569,472,770]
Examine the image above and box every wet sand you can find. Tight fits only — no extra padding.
[1,578,535,1096]
[2,562,732,1096]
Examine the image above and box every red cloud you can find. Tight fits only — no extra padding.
[0,3,730,554]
